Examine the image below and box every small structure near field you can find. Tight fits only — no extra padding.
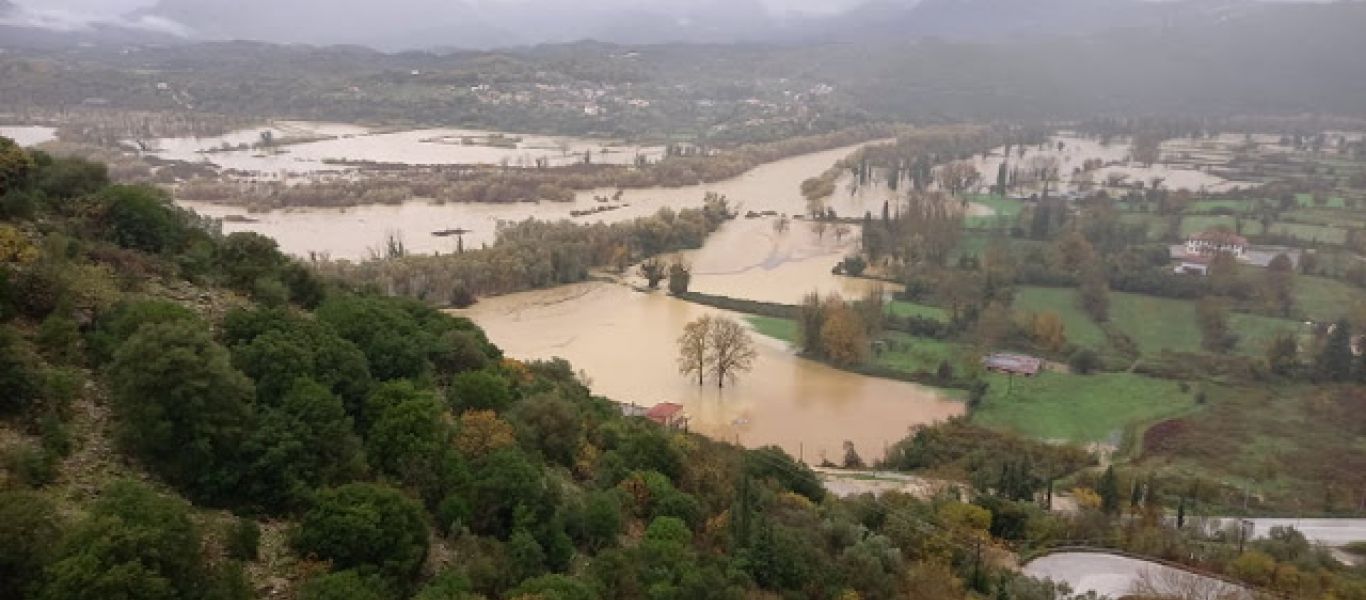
[982,353,1043,377]
[1185,230,1248,259]
[644,402,689,429]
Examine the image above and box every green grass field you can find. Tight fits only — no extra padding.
[746,315,799,343]
[964,194,1024,228]
[1294,192,1348,209]
[973,371,1197,443]
[1013,286,1107,349]
[873,332,960,373]
[1106,291,1305,357]
[887,300,949,322]
[1267,222,1348,244]
[1294,275,1360,322]
[1116,213,1171,241]
[1179,215,1263,237]
[746,314,1200,444]
[1188,199,1258,214]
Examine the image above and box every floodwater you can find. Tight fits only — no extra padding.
[179,141,884,259]
[461,282,960,462]
[175,132,961,458]
[0,125,57,147]
[140,121,665,176]
[971,133,1255,195]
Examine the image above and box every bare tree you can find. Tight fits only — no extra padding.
[811,220,829,240]
[708,317,758,388]
[936,160,981,197]
[676,315,713,386]
[773,216,791,234]
[639,257,666,289]
[833,224,851,242]
[1028,155,1062,199]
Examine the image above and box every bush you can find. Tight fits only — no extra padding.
[0,489,62,600]
[0,326,39,414]
[297,570,391,600]
[293,483,429,581]
[38,480,208,600]
[1069,348,1101,375]
[225,519,261,561]
[108,321,255,500]
[448,370,514,413]
[98,185,187,253]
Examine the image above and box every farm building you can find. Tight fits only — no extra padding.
[644,402,689,429]
[982,353,1043,376]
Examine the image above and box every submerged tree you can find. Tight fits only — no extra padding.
[639,257,667,289]
[676,315,714,387]
[707,317,758,388]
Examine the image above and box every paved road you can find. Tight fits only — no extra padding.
[1195,517,1366,547]
[1024,552,1249,599]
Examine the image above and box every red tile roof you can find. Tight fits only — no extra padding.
[645,402,684,423]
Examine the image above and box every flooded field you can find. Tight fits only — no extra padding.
[179,141,881,259]
[971,133,1257,195]
[461,282,960,461]
[0,125,58,147]
[139,121,665,176]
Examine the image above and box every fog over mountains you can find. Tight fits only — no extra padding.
[0,0,1331,51]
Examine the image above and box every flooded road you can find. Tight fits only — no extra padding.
[461,281,960,461]
[180,141,884,259]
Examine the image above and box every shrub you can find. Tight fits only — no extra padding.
[1068,348,1101,375]
[293,483,429,581]
[226,519,261,561]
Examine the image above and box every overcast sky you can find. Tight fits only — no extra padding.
[13,0,868,17]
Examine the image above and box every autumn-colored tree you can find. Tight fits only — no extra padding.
[1078,269,1110,322]
[820,305,869,367]
[0,137,35,195]
[676,315,713,386]
[707,317,757,388]
[1196,297,1238,354]
[1261,253,1295,317]
[1030,312,1068,353]
[455,410,517,458]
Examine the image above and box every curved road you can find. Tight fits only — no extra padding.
[1024,552,1250,599]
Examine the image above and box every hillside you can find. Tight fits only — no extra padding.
[0,134,1076,600]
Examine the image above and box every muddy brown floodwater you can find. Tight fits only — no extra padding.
[461,282,962,462]
[178,140,891,259]
[173,131,964,458]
